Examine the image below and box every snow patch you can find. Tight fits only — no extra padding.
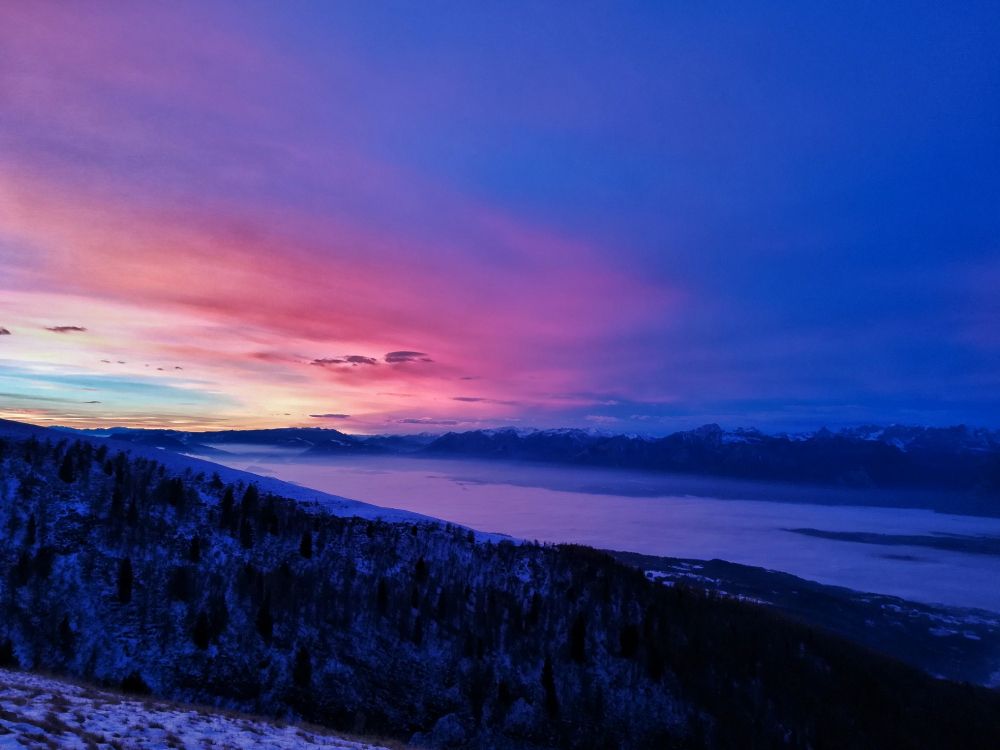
[0,668,390,749]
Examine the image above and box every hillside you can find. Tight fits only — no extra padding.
[1,425,1000,748]
[0,668,394,749]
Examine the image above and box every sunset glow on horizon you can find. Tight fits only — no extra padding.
[2,2,998,433]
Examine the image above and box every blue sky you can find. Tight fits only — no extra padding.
[0,2,997,431]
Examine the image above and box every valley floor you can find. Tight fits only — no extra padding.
[0,669,394,750]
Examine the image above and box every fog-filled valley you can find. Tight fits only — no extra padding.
[207,448,1000,614]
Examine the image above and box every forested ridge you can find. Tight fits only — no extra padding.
[1,433,999,749]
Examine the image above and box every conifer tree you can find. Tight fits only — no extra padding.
[219,486,235,530]
[110,485,124,517]
[58,453,75,483]
[256,594,273,642]
[293,646,312,688]
[570,613,587,663]
[58,614,74,653]
[192,612,211,650]
[0,638,16,668]
[542,657,559,718]
[241,484,259,516]
[117,557,134,604]
[240,516,254,549]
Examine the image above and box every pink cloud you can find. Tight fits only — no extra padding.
[0,3,683,429]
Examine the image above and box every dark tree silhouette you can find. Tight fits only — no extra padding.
[570,613,587,663]
[117,557,134,604]
[293,646,312,688]
[542,657,559,718]
[241,484,259,516]
[376,578,389,616]
[110,484,124,517]
[620,622,639,659]
[192,612,211,650]
[219,486,235,530]
[240,516,254,549]
[58,614,74,653]
[256,594,273,642]
[121,672,150,695]
[58,453,75,483]
[0,638,16,668]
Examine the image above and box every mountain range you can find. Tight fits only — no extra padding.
[63,423,1000,514]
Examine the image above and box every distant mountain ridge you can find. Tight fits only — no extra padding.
[64,421,1000,453]
[423,424,1000,513]
[60,422,1000,507]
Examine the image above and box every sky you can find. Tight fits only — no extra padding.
[1,2,998,433]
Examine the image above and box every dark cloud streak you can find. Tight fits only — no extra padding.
[452,396,521,406]
[45,325,87,333]
[385,351,433,364]
[311,355,379,367]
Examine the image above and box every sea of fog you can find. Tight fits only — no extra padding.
[207,450,1000,613]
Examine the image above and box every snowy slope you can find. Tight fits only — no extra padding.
[0,419,430,526]
[0,419,510,545]
[0,668,394,749]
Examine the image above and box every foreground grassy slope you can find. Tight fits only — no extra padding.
[0,668,396,749]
